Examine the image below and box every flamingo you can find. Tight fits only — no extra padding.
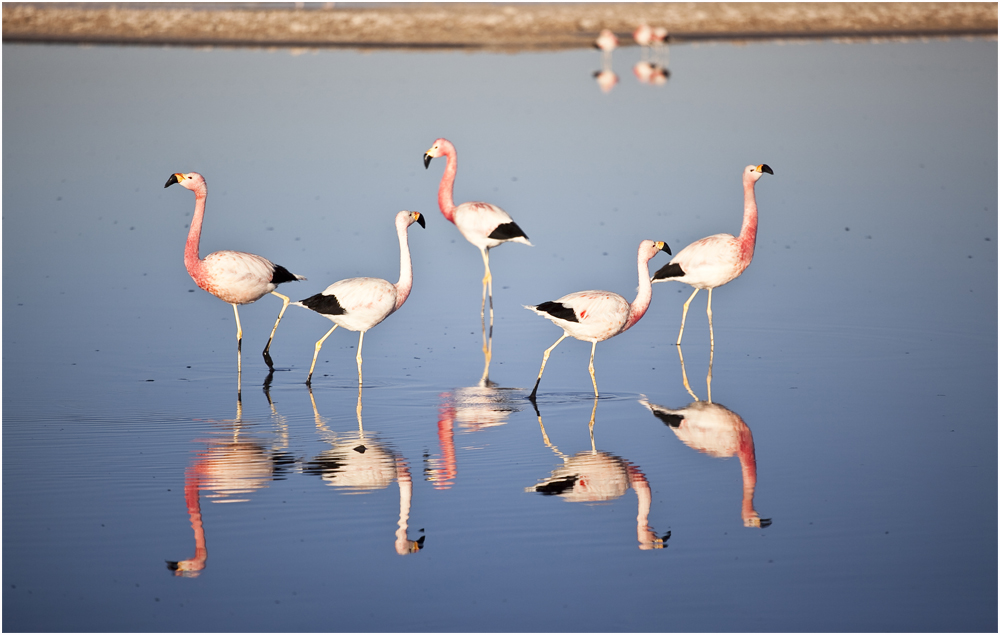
[526,239,669,399]
[652,164,772,348]
[633,23,653,54]
[423,138,531,322]
[294,211,425,386]
[594,28,618,67]
[164,172,306,375]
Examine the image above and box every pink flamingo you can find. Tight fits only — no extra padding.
[593,69,619,93]
[294,211,425,386]
[423,138,531,320]
[165,172,305,373]
[633,23,653,61]
[526,239,670,399]
[652,164,772,348]
[594,28,618,67]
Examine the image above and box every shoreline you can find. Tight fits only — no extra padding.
[3,3,997,51]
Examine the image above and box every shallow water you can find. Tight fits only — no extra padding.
[3,37,997,632]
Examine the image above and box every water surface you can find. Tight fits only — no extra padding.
[3,37,997,632]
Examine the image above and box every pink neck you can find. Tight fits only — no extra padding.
[623,247,656,332]
[184,191,207,279]
[737,178,759,263]
[436,144,458,223]
[393,221,414,311]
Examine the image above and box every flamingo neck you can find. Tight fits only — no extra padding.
[437,146,458,223]
[623,249,655,332]
[184,191,207,278]
[394,222,414,311]
[737,178,759,263]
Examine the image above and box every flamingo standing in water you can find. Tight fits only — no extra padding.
[423,138,531,321]
[164,172,305,374]
[652,164,772,348]
[526,239,669,399]
[294,211,425,386]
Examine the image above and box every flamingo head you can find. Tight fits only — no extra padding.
[640,239,671,260]
[164,172,207,194]
[744,164,774,184]
[423,138,453,169]
[397,210,426,230]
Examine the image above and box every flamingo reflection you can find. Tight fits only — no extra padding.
[302,387,424,555]
[640,346,770,528]
[167,398,295,576]
[593,28,619,93]
[526,399,669,550]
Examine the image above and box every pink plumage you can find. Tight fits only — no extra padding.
[651,164,772,347]
[526,239,670,399]
[165,172,305,373]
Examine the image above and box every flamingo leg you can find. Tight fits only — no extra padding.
[677,288,699,346]
[706,341,714,403]
[306,324,338,385]
[356,331,365,386]
[529,332,568,401]
[588,340,599,398]
[707,288,715,349]
[262,291,291,368]
[479,247,494,325]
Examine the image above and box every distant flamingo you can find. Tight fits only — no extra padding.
[633,23,653,55]
[165,172,305,374]
[526,240,669,399]
[423,138,531,322]
[594,28,618,66]
[294,211,425,386]
[652,164,772,348]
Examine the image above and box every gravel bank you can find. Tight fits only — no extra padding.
[3,2,997,50]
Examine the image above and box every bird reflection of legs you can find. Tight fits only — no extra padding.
[677,345,713,403]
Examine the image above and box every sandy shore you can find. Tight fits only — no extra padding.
[3,2,997,50]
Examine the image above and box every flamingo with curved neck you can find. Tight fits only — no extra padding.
[165,172,305,376]
[423,138,531,323]
[652,164,773,348]
[294,211,425,386]
[526,239,670,399]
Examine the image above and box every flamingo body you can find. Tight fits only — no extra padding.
[165,172,305,372]
[527,240,669,398]
[295,211,424,385]
[652,164,772,346]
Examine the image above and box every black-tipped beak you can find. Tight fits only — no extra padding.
[415,213,426,228]
[423,153,432,169]
[661,242,671,256]
[760,164,774,175]
[164,174,180,188]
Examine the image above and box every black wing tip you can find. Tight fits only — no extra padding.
[652,262,684,281]
[535,300,579,323]
[300,293,345,316]
[489,221,529,242]
[271,264,304,285]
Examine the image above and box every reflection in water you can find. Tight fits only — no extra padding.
[302,388,424,555]
[426,314,523,489]
[167,398,295,577]
[639,346,770,528]
[526,399,669,550]
[593,28,619,93]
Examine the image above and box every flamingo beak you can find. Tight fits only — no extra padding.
[657,241,671,255]
[164,173,181,188]
[414,212,426,228]
[423,153,433,169]
[758,164,774,175]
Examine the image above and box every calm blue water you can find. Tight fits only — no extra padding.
[3,36,997,632]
